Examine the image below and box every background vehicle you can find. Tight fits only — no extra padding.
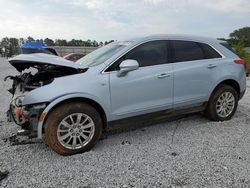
[63,53,85,62]
[6,35,246,155]
[20,41,58,56]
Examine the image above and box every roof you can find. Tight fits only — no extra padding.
[131,34,219,44]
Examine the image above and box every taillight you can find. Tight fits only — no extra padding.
[234,59,247,71]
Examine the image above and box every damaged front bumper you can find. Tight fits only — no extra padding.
[8,102,47,138]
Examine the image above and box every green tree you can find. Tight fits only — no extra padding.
[104,40,114,45]
[232,42,246,57]
[0,37,10,57]
[19,38,26,46]
[44,38,55,46]
[85,39,92,46]
[229,27,250,46]
[99,41,103,46]
[0,37,19,57]
[27,36,35,41]
[92,40,99,47]
[36,39,44,43]
[232,42,250,69]
[68,39,83,46]
[55,39,67,46]
[9,38,19,56]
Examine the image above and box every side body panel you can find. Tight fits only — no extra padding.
[109,64,174,120]
[173,58,222,108]
[173,58,246,108]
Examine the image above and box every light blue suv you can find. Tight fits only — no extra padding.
[7,35,246,155]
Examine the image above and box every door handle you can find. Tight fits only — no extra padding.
[157,73,171,79]
[207,64,217,69]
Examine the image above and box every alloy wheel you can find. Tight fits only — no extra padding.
[57,113,95,150]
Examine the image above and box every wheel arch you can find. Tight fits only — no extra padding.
[37,94,109,139]
[209,79,240,100]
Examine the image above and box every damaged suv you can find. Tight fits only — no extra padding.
[6,35,246,155]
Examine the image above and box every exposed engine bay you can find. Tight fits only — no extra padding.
[5,53,87,135]
[6,65,85,95]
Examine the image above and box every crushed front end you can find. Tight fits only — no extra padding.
[6,72,51,137]
[5,53,87,138]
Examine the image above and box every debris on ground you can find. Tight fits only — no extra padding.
[0,171,9,182]
[171,152,178,157]
[121,141,131,145]
[2,134,36,146]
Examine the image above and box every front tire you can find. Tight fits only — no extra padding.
[206,84,238,121]
[44,102,103,156]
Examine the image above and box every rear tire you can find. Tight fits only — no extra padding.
[44,102,103,156]
[205,84,238,121]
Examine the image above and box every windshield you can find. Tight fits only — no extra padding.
[76,41,131,67]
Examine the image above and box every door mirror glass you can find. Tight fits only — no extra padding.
[117,59,139,77]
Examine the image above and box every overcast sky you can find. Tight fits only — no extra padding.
[0,0,249,41]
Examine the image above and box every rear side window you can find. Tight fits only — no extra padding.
[173,41,204,62]
[172,40,222,63]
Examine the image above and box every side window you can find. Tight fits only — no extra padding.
[125,41,168,67]
[106,41,168,71]
[172,40,205,62]
[172,40,222,63]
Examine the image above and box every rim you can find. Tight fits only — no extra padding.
[57,113,95,150]
[216,91,235,118]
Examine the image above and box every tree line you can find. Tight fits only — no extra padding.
[225,27,250,69]
[0,36,114,57]
[0,26,249,58]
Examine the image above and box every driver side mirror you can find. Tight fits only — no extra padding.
[117,59,139,77]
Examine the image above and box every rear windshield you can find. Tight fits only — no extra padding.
[220,42,236,54]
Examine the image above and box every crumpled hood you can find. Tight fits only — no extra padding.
[9,53,86,72]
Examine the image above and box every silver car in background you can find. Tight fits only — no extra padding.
[6,35,246,155]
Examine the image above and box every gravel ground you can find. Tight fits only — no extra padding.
[0,57,250,187]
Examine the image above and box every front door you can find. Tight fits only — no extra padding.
[107,40,174,120]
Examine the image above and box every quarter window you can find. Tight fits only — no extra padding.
[199,43,222,59]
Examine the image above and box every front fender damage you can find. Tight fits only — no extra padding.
[6,54,87,138]
[8,102,47,138]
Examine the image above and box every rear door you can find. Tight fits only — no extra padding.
[171,40,223,108]
[107,40,174,120]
